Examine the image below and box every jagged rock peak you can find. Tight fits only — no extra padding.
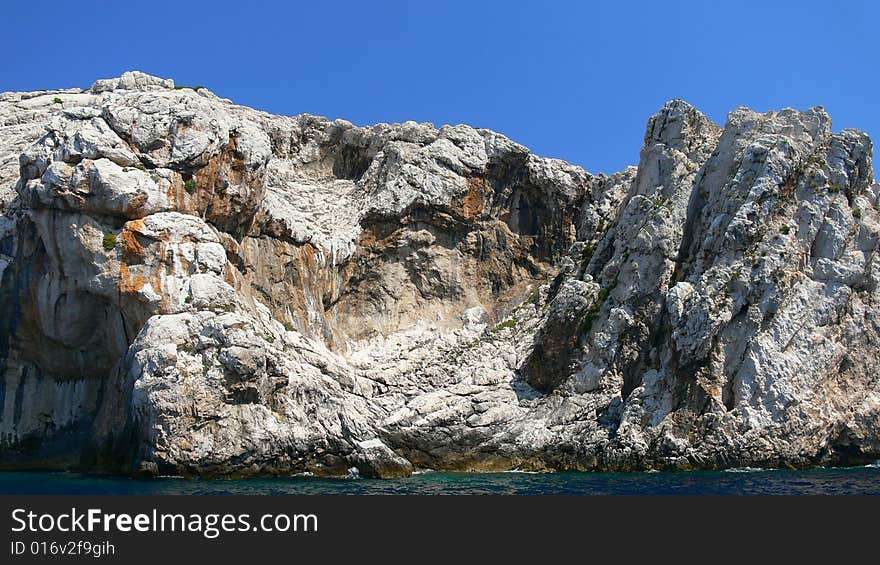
[91,70,175,93]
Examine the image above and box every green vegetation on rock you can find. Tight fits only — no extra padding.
[102,232,117,251]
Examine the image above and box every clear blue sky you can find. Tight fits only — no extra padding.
[2,1,877,174]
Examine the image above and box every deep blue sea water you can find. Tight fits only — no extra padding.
[1,466,878,494]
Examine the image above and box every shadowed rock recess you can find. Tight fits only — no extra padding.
[1,72,878,478]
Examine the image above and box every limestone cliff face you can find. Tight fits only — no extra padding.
[0,72,877,477]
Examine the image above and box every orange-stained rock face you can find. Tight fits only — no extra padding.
[118,261,147,294]
[120,219,146,261]
[194,133,267,234]
[460,176,486,220]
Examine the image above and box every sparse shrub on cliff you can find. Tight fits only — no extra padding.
[582,309,600,333]
[580,287,613,334]
[853,207,862,219]
[580,243,595,270]
[829,184,843,193]
[492,319,518,332]
[102,232,117,251]
[184,179,198,193]
[53,97,63,104]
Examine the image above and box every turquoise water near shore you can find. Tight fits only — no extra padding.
[1,465,878,494]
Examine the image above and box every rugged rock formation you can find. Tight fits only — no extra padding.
[1,72,878,477]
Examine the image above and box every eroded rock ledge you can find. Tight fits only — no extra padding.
[0,72,878,477]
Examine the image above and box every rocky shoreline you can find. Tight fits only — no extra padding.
[1,72,878,478]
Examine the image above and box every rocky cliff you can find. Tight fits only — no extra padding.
[0,72,877,477]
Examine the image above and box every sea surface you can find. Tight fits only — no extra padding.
[1,465,878,495]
